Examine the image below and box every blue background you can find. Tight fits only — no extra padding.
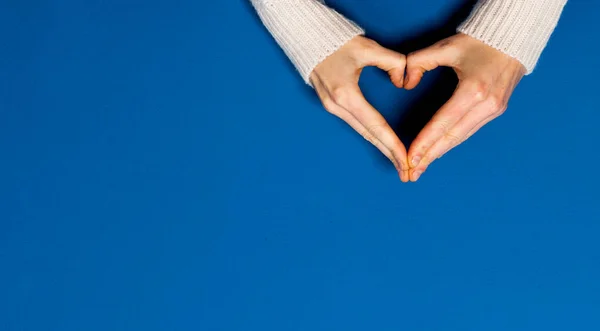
[1,0,598,330]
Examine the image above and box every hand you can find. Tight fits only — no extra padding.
[404,33,526,182]
[310,36,410,182]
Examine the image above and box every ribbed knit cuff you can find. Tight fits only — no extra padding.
[458,0,567,74]
[251,0,365,84]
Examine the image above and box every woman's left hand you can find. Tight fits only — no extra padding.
[310,36,410,182]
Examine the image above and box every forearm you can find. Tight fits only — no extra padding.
[458,0,568,73]
[250,0,364,84]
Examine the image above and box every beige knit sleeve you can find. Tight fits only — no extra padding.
[459,0,568,74]
[252,0,567,83]
[250,0,364,84]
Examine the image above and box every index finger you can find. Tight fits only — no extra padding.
[343,90,409,174]
[408,81,486,168]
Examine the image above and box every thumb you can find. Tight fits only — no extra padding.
[405,40,459,90]
[361,43,406,89]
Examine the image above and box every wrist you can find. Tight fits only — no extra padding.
[253,0,364,84]
[458,0,567,74]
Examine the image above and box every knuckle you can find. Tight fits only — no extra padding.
[436,39,460,57]
[366,122,386,136]
[436,39,462,60]
[359,130,375,144]
[355,39,380,60]
[397,52,407,62]
[406,51,421,65]
[360,38,380,51]
[497,104,508,116]
[322,101,338,115]
[436,39,453,49]
[444,132,462,147]
[485,95,504,113]
[482,95,508,116]
[395,54,407,68]
[433,119,451,133]
[466,81,489,102]
[330,86,353,107]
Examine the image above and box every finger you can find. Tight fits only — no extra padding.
[331,103,407,180]
[459,112,496,145]
[408,81,486,171]
[409,102,498,181]
[313,79,409,182]
[345,90,409,175]
[439,97,505,159]
[405,39,460,90]
[361,42,406,88]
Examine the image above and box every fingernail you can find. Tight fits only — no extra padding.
[411,156,421,167]
[413,171,422,181]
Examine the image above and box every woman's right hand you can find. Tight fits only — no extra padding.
[309,36,409,182]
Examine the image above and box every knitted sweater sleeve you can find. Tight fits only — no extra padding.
[250,0,567,84]
[458,0,568,73]
[250,0,364,84]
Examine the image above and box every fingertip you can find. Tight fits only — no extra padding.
[389,68,405,89]
[392,155,409,182]
[393,151,409,173]
[403,169,411,183]
[398,170,407,183]
[404,70,421,90]
[391,76,403,89]
[411,170,423,182]
[404,72,418,90]
[390,157,403,176]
